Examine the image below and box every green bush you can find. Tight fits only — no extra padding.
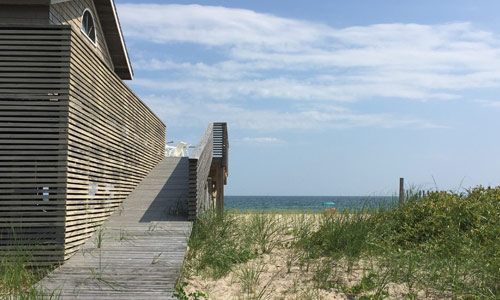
[372,186,500,296]
[375,186,500,252]
[296,186,500,297]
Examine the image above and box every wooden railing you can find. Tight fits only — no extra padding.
[187,124,214,221]
[213,122,229,180]
[212,123,228,212]
[0,25,165,264]
[187,123,229,220]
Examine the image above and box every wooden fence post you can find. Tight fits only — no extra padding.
[399,178,405,205]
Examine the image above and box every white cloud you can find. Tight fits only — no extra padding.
[117,4,498,131]
[118,4,328,48]
[475,99,500,108]
[239,137,285,144]
[142,95,442,130]
[131,77,456,102]
[118,4,500,104]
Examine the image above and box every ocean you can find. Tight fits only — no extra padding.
[225,195,396,212]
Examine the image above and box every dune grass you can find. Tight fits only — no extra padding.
[0,242,59,299]
[180,186,500,299]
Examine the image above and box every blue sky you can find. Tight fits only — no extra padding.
[115,0,500,196]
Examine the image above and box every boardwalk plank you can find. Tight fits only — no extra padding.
[37,157,191,299]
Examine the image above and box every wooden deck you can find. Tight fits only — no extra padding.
[38,157,192,299]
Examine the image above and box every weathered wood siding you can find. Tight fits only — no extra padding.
[0,25,71,264]
[188,124,214,221]
[64,28,165,258]
[49,0,114,72]
[0,25,165,263]
[0,4,49,25]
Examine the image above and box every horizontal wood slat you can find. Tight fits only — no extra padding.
[0,25,166,264]
[0,25,70,264]
[63,29,165,258]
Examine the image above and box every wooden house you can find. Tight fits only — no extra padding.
[0,0,167,264]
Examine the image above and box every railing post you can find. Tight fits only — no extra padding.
[211,122,228,214]
[399,178,405,205]
[216,167,224,214]
[188,123,215,220]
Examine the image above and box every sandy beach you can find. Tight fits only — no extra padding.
[183,246,431,300]
[178,211,456,299]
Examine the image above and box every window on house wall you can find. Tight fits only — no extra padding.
[81,8,96,45]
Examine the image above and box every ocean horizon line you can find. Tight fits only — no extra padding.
[226,194,395,197]
[225,195,398,212]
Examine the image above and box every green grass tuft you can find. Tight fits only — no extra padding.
[186,211,256,279]
[0,242,59,299]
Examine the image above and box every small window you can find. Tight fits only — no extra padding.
[81,8,96,45]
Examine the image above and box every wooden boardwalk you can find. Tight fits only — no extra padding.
[38,157,192,300]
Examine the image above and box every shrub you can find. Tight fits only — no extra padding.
[374,186,500,252]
